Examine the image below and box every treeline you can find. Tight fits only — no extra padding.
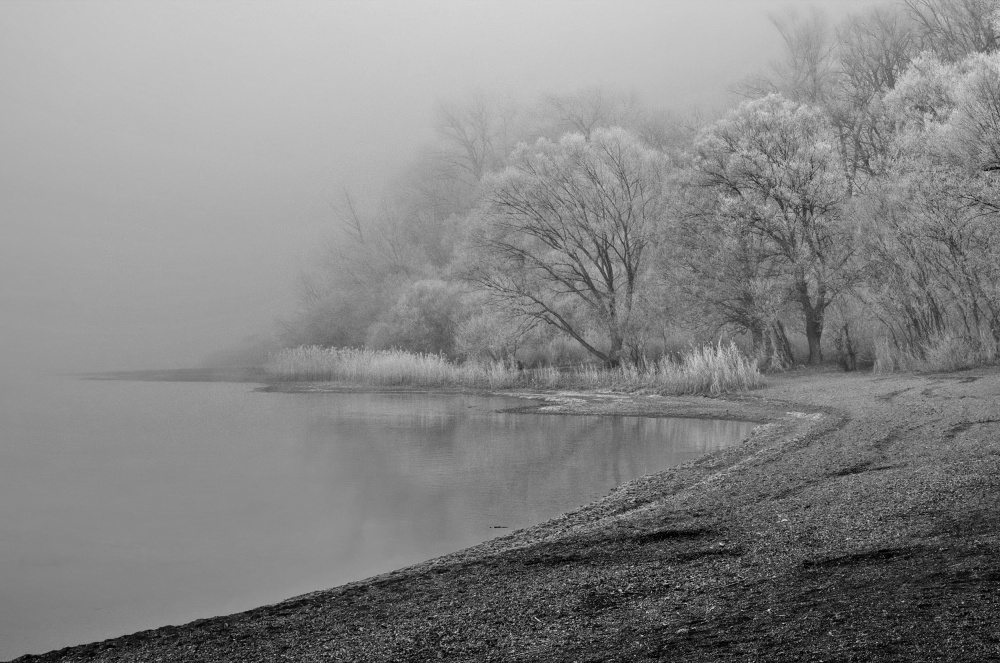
[281,0,1000,373]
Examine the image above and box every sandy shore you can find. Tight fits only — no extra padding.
[14,367,1000,662]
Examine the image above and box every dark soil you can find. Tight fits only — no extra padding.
[14,368,1000,662]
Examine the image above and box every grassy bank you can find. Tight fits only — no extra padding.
[264,343,763,395]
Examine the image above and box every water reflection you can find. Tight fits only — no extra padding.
[0,381,753,659]
[292,394,752,575]
[302,396,747,546]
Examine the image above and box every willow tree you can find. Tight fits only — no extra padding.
[670,176,795,369]
[693,94,853,364]
[861,50,1000,352]
[467,127,670,367]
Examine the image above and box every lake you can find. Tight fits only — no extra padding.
[0,375,754,660]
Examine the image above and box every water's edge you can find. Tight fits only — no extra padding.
[10,374,771,661]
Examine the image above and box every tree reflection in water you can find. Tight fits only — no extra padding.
[296,393,753,577]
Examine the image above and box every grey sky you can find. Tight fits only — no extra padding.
[0,0,875,373]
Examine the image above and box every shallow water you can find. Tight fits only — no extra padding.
[0,375,753,659]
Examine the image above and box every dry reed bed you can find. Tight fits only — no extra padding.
[264,344,763,395]
[873,331,1000,374]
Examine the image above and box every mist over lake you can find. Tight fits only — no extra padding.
[0,0,869,375]
[0,375,752,658]
[5,0,998,660]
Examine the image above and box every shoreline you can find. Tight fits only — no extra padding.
[15,367,1000,662]
[261,379,778,423]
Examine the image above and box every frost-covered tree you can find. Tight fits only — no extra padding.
[365,279,468,356]
[467,127,670,367]
[885,50,1000,173]
[455,307,536,364]
[949,52,1000,174]
[860,49,1000,353]
[670,177,795,368]
[693,95,854,364]
[831,5,917,187]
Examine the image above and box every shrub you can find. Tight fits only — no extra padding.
[365,279,467,356]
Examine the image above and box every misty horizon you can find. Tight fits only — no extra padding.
[2,0,872,374]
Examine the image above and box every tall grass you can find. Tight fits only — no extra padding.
[571,342,764,395]
[264,347,538,389]
[873,331,999,374]
[265,342,763,395]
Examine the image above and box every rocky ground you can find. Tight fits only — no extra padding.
[15,367,1000,662]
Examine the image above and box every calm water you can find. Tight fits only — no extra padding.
[0,375,753,660]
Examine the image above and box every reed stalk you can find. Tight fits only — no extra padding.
[264,343,764,395]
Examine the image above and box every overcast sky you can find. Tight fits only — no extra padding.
[0,0,876,373]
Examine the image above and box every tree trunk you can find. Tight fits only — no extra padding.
[750,322,765,356]
[796,275,825,365]
[769,320,795,369]
[606,332,624,368]
[756,320,794,371]
[836,323,857,372]
[804,309,824,365]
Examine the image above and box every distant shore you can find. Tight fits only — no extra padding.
[81,367,269,383]
[21,367,1000,662]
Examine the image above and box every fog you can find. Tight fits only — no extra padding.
[0,0,870,374]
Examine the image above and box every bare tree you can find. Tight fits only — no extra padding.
[539,88,640,140]
[467,127,670,367]
[837,6,916,98]
[739,8,837,105]
[832,5,917,187]
[433,92,523,186]
[903,0,999,61]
